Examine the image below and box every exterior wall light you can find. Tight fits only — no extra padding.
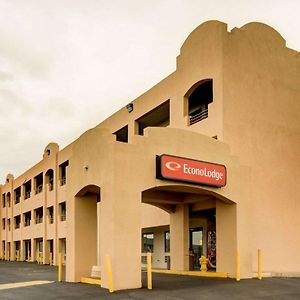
[126,103,133,113]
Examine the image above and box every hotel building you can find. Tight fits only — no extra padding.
[0,21,299,291]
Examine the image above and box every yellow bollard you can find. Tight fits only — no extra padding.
[258,249,262,280]
[49,252,53,266]
[147,252,152,290]
[105,255,114,293]
[236,249,240,281]
[58,252,63,282]
[38,252,42,264]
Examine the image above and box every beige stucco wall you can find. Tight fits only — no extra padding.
[222,22,300,274]
[65,125,251,290]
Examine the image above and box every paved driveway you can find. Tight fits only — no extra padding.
[1,261,300,299]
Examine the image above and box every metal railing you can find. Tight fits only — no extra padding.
[60,214,66,221]
[189,108,208,125]
[61,177,66,186]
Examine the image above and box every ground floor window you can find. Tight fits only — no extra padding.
[142,233,154,253]
[164,231,170,252]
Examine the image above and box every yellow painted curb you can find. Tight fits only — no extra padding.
[152,269,228,278]
[80,277,101,285]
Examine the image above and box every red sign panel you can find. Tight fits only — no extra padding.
[156,154,226,187]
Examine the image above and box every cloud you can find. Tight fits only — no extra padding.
[0,28,50,79]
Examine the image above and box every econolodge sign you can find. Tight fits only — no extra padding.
[156,154,226,187]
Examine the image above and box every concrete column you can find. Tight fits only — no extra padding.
[170,204,189,271]
[216,201,237,276]
[31,238,35,262]
[97,202,101,266]
[100,187,141,291]
[20,239,24,261]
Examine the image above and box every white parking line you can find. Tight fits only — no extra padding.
[0,280,54,290]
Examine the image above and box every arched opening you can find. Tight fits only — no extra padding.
[74,184,101,279]
[184,79,213,126]
[142,184,235,274]
[45,169,54,191]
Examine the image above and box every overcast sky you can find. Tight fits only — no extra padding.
[0,0,299,183]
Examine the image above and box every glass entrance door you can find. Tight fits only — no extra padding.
[189,227,203,270]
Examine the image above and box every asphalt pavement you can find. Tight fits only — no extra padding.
[0,261,300,299]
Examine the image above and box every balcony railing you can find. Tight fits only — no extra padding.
[189,108,208,125]
[61,177,66,186]
[15,223,20,229]
[60,214,66,221]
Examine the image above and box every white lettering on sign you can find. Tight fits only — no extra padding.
[183,163,223,181]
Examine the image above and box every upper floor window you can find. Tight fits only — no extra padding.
[6,193,11,207]
[23,180,32,200]
[34,207,43,224]
[2,218,5,230]
[45,169,54,191]
[47,206,54,224]
[186,79,213,126]
[23,211,31,227]
[2,194,5,208]
[14,187,21,204]
[14,215,21,229]
[59,202,66,221]
[114,125,128,143]
[136,100,170,136]
[34,173,43,194]
[59,161,69,186]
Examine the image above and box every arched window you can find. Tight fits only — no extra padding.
[186,79,213,125]
[45,169,54,191]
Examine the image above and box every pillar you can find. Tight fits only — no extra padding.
[170,204,189,271]
[100,187,141,291]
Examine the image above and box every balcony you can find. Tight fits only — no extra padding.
[189,108,208,125]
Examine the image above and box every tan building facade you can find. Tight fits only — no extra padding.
[1,21,300,291]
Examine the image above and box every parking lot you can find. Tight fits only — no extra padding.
[1,261,300,299]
